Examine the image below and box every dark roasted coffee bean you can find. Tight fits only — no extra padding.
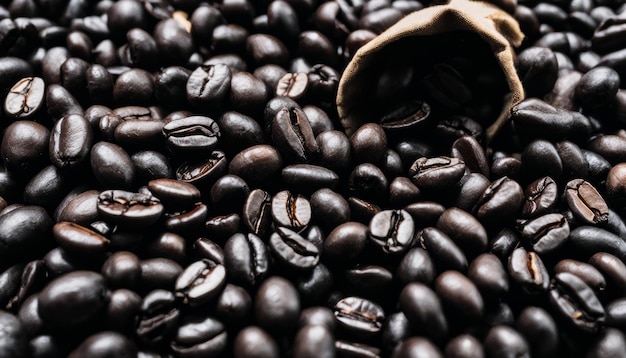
[210,174,249,215]
[409,156,465,191]
[348,163,388,202]
[0,310,28,358]
[282,164,339,193]
[175,259,226,307]
[217,111,265,154]
[335,340,380,358]
[310,188,350,231]
[521,139,563,180]
[186,64,231,112]
[214,283,251,327]
[56,190,99,225]
[554,259,606,294]
[589,252,626,295]
[233,326,279,358]
[508,247,550,295]
[389,177,421,207]
[391,337,442,358]
[276,72,308,100]
[293,324,334,358]
[272,106,318,163]
[484,326,530,358]
[243,189,272,237]
[49,114,93,169]
[368,209,414,254]
[316,130,351,174]
[399,282,448,342]
[396,247,435,285]
[515,306,558,358]
[469,253,509,301]
[435,270,483,322]
[229,72,268,117]
[177,150,228,187]
[255,276,300,333]
[4,77,45,119]
[205,214,242,242]
[90,141,135,189]
[437,207,488,258]
[192,237,224,265]
[606,298,626,327]
[549,272,605,333]
[113,68,154,106]
[522,176,557,218]
[229,145,283,186]
[569,226,626,262]
[511,98,591,143]
[0,206,52,264]
[140,258,183,292]
[323,222,368,265]
[135,289,180,345]
[334,296,385,336]
[565,179,608,225]
[0,264,23,308]
[101,251,141,289]
[418,227,467,272]
[271,190,311,232]
[520,213,569,254]
[38,270,107,327]
[224,233,269,287]
[69,331,137,358]
[269,227,319,270]
[454,173,490,212]
[575,66,620,110]
[473,176,524,223]
[516,47,558,97]
[148,178,200,212]
[97,190,163,228]
[350,123,387,165]
[170,316,227,358]
[113,119,165,151]
[53,221,109,257]
[586,135,626,165]
[1,120,49,172]
[444,334,484,358]
[346,265,392,293]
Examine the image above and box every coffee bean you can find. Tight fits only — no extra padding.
[549,272,605,333]
[271,190,311,232]
[1,120,50,172]
[334,296,385,336]
[569,226,626,262]
[224,233,269,287]
[229,145,283,186]
[97,190,163,229]
[53,221,110,257]
[522,176,558,218]
[4,77,45,119]
[0,311,29,358]
[233,326,279,358]
[554,259,606,294]
[90,141,135,189]
[565,179,608,225]
[242,189,272,237]
[255,276,300,333]
[271,106,318,163]
[175,259,226,307]
[483,326,530,358]
[520,213,570,254]
[269,227,319,270]
[589,252,626,296]
[177,150,228,187]
[135,289,180,345]
[399,282,448,342]
[186,64,231,112]
[170,316,227,358]
[368,209,414,254]
[410,156,466,191]
[293,324,334,358]
[437,207,488,258]
[323,222,368,266]
[508,247,550,295]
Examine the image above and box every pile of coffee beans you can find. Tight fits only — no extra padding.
[2,0,626,357]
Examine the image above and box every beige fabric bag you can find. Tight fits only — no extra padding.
[336,0,525,142]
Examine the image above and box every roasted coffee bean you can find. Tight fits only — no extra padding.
[177,150,228,187]
[113,119,165,150]
[346,265,392,293]
[163,115,220,155]
[348,163,388,202]
[565,179,608,225]
[437,207,488,258]
[170,316,227,358]
[469,253,509,301]
[224,233,269,287]
[293,324,334,358]
[147,178,200,212]
[368,209,414,254]
[23,165,68,208]
[575,66,620,110]
[520,213,569,254]
[589,252,626,295]
[316,130,351,174]
[509,247,550,295]
[418,227,468,272]
[517,47,558,97]
[205,214,242,242]
[0,264,24,308]
[444,334,484,358]
[175,259,226,307]
[276,72,308,100]
[217,111,266,154]
[0,310,28,358]
[233,326,279,358]
[139,258,183,292]
[483,326,530,358]
[350,123,387,165]
[549,272,605,333]
[334,296,385,336]
[282,164,339,193]
[309,188,350,231]
[569,226,626,262]
[396,248,435,285]
[38,271,107,327]
[229,145,283,186]
[90,141,135,189]
[515,306,558,358]
[56,190,99,225]
[554,259,606,294]
[4,77,45,119]
[52,221,109,256]
[323,222,369,265]
[399,282,448,342]
[410,156,466,191]
[0,206,53,264]
[49,114,93,169]
[473,176,524,223]
[271,106,318,163]
[135,289,180,345]
[1,120,49,172]
[97,190,163,228]
[210,174,249,215]
[435,270,484,322]
[522,176,558,218]
[269,227,319,270]
[101,251,141,289]
[255,276,300,333]
[511,98,591,143]
[335,340,381,358]
[192,237,224,265]
[242,189,272,237]
[271,190,311,232]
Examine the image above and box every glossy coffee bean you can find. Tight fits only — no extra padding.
[444,334,484,358]
[483,326,530,358]
[38,270,107,327]
[271,190,311,232]
[233,326,279,358]
[399,282,448,342]
[368,209,414,254]
[97,190,163,228]
[334,296,385,336]
[437,207,488,258]
[49,114,93,169]
[522,176,557,218]
[1,120,49,172]
[135,289,180,345]
[520,213,569,254]
[255,276,300,333]
[554,259,606,294]
[101,251,141,289]
[90,141,135,189]
[323,222,368,265]
[229,145,283,186]
[549,272,605,333]
[224,233,269,287]
[175,259,226,307]
[4,77,45,119]
[53,221,110,257]
[68,331,138,358]
[272,106,318,163]
[177,150,228,187]
[242,189,272,237]
[410,156,466,191]
[565,179,608,225]
[170,316,227,358]
[391,337,443,358]
[0,311,28,358]
[508,247,550,295]
[0,206,53,264]
[269,227,319,270]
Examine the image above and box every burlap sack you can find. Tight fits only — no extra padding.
[336,0,525,143]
